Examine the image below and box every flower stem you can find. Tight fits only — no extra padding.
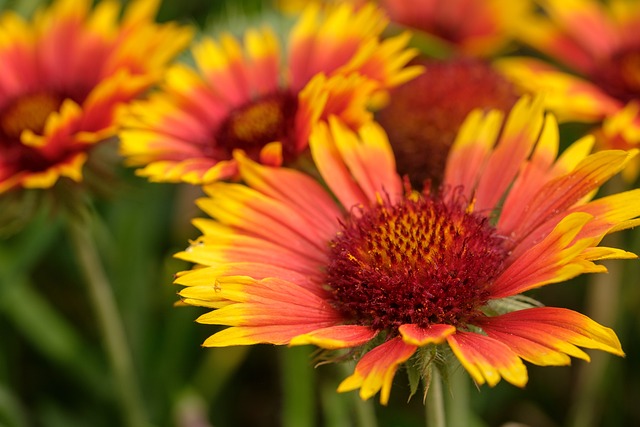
[446,366,470,427]
[68,218,147,427]
[426,367,446,427]
[281,346,316,427]
[338,362,377,427]
[353,391,377,427]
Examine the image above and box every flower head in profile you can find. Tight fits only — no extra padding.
[497,0,640,178]
[175,95,638,404]
[0,0,192,194]
[119,3,422,185]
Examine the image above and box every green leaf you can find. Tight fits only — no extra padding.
[406,358,422,402]
[0,383,28,427]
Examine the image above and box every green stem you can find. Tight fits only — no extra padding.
[445,366,469,427]
[320,375,350,427]
[281,346,316,427]
[338,362,377,427]
[353,392,377,427]
[426,367,446,427]
[68,219,147,427]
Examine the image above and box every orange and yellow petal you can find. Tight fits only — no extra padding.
[175,155,343,277]
[175,263,320,294]
[288,2,387,90]
[337,337,417,405]
[496,57,621,122]
[446,331,528,387]
[506,148,637,249]
[497,113,560,234]
[310,118,403,210]
[290,325,378,349]
[180,276,342,346]
[498,127,597,237]
[11,152,87,192]
[105,2,193,78]
[381,0,527,57]
[244,27,281,94]
[176,227,321,278]
[192,34,255,105]
[512,0,640,75]
[475,307,624,366]
[399,323,456,346]
[337,31,423,93]
[599,103,640,180]
[471,95,544,213]
[235,152,343,236]
[535,0,618,61]
[135,159,235,185]
[195,181,332,259]
[314,73,377,131]
[443,108,504,202]
[490,212,602,299]
[295,72,380,154]
[514,15,596,73]
[571,189,640,236]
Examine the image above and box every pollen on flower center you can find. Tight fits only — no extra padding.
[0,92,62,139]
[325,192,508,331]
[216,91,298,160]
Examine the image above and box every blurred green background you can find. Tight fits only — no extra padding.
[1,1,640,426]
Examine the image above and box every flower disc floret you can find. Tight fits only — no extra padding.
[216,91,299,161]
[326,192,508,330]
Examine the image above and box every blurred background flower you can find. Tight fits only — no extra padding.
[0,0,191,232]
[498,0,640,180]
[118,2,421,185]
[0,0,191,193]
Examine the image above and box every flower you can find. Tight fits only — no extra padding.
[118,3,422,185]
[0,0,193,194]
[378,0,529,57]
[497,0,640,178]
[274,0,529,57]
[175,96,637,404]
[376,56,519,188]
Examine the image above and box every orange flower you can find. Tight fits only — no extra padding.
[176,96,636,404]
[119,3,422,184]
[380,0,529,56]
[497,0,640,178]
[0,0,192,193]
[276,0,528,57]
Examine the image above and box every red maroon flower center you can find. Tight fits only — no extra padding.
[325,192,508,331]
[376,57,518,189]
[215,91,299,161]
[592,47,640,103]
[1,92,62,139]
